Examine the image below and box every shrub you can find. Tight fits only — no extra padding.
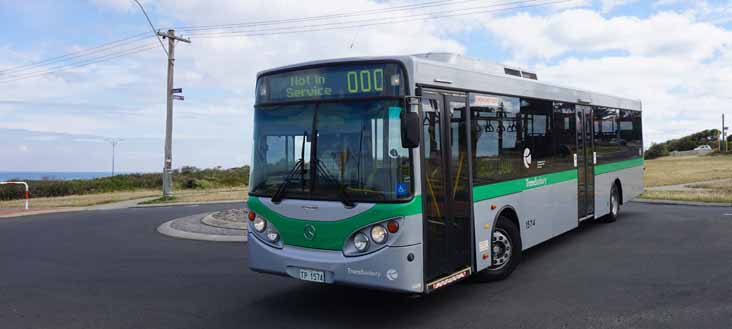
[645,143,669,159]
[0,165,250,201]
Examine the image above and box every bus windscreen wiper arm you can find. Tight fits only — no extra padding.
[315,160,355,208]
[271,159,305,203]
[272,130,309,203]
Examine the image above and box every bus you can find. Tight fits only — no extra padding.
[246,53,643,294]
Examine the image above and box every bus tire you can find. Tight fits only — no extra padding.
[602,183,620,223]
[473,216,522,282]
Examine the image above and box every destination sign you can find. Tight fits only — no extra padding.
[257,63,404,102]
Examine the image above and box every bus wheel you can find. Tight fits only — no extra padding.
[602,184,620,223]
[474,216,522,282]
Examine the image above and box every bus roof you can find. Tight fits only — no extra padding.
[257,53,642,111]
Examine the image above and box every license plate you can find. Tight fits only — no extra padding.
[299,269,325,283]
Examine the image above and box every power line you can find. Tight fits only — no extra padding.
[184,0,561,37]
[0,43,158,84]
[0,38,157,78]
[0,0,575,83]
[188,0,570,38]
[0,42,158,81]
[1,1,476,76]
[0,32,152,74]
[176,0,484,31]
[132,0,168,57]
[183,0,544,36]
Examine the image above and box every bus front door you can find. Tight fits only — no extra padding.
[576,105,595,219]
[421,90,473,286]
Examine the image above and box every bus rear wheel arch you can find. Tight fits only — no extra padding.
[474,214,522,282]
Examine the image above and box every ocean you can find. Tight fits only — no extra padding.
[0,172,118,181]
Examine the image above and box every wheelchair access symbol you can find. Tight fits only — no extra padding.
[396,183,408,197]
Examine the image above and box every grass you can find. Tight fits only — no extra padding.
[641,190,732,203]
[0,166,249,201]
[139,187,247,205]
[688,181,732,190]
[642,154,732,203]
[0,189,159,208]
[0,187,247,209]
[643,153,732,187]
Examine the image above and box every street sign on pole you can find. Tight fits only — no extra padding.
[171,88,182,94]
[172,95,184,101]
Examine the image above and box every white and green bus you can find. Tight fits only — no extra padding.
[247,53,643,293]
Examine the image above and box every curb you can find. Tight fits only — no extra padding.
[135,200,245,208]
[0,207,85,219]
[632,199,732,207]
[157,213,247,242]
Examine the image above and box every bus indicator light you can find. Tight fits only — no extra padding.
[387,220,399,233]
[247,211,256,221]
[490,204,497,210]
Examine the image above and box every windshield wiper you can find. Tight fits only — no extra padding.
[315,159,355,208]
[270,159,305,204]
[272,130,309,203]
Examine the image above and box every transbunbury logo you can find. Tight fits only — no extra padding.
[386,269,399,281]
[303,224,316,240]
[523,148,532,169]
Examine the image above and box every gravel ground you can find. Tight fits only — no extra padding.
[211,208,247,223]
[169,213,244,236]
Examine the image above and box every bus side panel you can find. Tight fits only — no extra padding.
[473,194,521,272]
[594,165,644,218]
[472,179,578,272]
[519,179,578,249]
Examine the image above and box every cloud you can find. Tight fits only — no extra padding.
[599,0,641,13]
[88,0,139,12]
[484,9,731,61]
[4,0,472,170]
[484,9,732,146]
[6,1,729,172]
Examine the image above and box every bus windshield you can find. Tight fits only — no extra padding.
[249,99,413,203]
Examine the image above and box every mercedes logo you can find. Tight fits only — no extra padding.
[304,224,316,240]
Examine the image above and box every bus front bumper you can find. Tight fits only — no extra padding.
[248,233,424,293]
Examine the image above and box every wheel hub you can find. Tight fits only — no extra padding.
[491,229,512,269]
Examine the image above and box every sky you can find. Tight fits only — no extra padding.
[0,0,731,172]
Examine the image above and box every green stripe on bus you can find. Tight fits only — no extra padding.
[473,169,578,202]
[247,196,422,250]
[594,157,644,175]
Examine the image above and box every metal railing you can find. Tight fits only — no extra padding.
[0,181,29,210]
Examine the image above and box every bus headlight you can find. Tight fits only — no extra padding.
[353,233,369,252]
[344,217,404,256]
[250,214,282,249]
[370,225,387,244]
[253,217,267,232]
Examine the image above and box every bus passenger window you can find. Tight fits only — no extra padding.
[469,93,523,186]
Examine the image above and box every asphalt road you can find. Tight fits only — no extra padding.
[2,202,732,329]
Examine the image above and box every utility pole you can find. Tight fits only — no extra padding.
[723,114,728,153]
[156,29,190,197]
[105,138,123,176]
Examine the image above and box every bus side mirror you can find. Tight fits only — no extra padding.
[401,111,420,149]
